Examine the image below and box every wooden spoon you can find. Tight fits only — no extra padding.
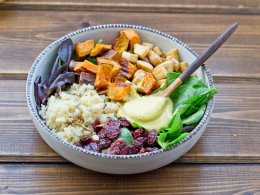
[156,22,239,97]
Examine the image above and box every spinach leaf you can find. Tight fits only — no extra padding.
[86,56,97,65]
[118,128,134,146]
[156,72,217,149]
[167,72,217,118]
[182,104,206,125]
[132,122,143,129]
[157,110,185,149]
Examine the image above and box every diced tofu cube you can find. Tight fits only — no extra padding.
[179,62,188,72]
[142,42,153,49]
[143,56,151,63]
[134,44,150,59]
[113,32,129,54]
[157,79,167,87]
[122,51,138,63]
[108,83,132,101]
[152,46,163,56]
[137,73,157,95]
[119,60,138,79]
[136,60,154,72]
[132,69,147,84]
[152,61,174,80]
[75,39,94,58]
[166,48,181,62]
[148,50,162,66]
[166,56,180,72]
[121,29,141,51]
[94,64,114,89]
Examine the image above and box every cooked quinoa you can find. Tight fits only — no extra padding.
[39,83,120,143]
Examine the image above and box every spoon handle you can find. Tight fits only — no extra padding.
[157,22,239,97]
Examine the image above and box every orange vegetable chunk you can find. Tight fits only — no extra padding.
[113,32,129,54]
[94,64,114,90]
[90,44,112,56]
[108,83,132,101]
[75,39,94,58]
[121,29,141,51]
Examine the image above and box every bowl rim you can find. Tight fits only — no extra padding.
[26,23,215,159]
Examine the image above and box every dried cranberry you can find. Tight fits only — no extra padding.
[132,137,147,149]
[119,118,131,128]
[92,119,102,133]
[84,142,98,152]
[145,147,159,152]
[128,145,138,154]
[107,138,127,155]
[79,137,93,146]
[97,129,106,139]
[146,130,157,146]
[132,129,143,139]
[98,138,112,151]
[120,146,129,155]
[74,141,82,147]
[102,119,121,139]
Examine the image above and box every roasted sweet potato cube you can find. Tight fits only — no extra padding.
[108,83,132,101]
[101,49,122,61]
[74,62,86,73]
[97,57,120,67]
[75,39,94,58]
[74,60,98,74]
[122,29,141,51]
[81,60,98,74]
[79,72,96,85]
[113,32,129,54]
[119,60,138,79]
[137,73,157,95]
[97,58,121,78]
[90,44,112,57]
[94,64,114,89]
[112,73,127,83]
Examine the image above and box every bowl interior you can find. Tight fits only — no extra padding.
[27,24,213,158]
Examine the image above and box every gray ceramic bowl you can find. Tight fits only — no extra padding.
[26,24,215,174]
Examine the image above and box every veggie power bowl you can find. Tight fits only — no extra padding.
[26,24,216,174]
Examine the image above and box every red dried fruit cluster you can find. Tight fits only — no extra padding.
[74,118,159,155]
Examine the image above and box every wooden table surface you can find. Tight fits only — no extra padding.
[0,0,260,194]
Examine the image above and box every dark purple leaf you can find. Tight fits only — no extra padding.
[58,38,73,69]
[48,72,75,95]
